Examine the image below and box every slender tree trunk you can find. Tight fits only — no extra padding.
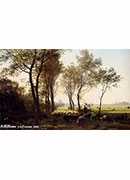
[35,80,41,115]
[50,84,55,112]
[77,86,82,111]
[98,96,103,118]
[29,73,40,124]
[35,59,45,115]
[28,56,40,124]
[44,76,51,113]
[29,71,36,112]
[45,88,51,113]
[77,76,83,111]
[68,96,75,110]
[68,96,73,110]
[77,93,81,111]
[71,99,75,110]
[98,86,108,119]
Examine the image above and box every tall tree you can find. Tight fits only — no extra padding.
[76,50,102,111]
[97,67,121,117]
[61,65,77,110]
[0,49,57,121]
[40,50,62,112]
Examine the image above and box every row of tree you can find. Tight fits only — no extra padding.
[0,49,121,119]
[62,50,121,116]
[0,50,63,121]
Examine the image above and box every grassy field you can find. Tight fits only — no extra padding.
[53,105,130,114]
[93,105,130,114]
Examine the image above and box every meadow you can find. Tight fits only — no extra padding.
[53,104,130,114]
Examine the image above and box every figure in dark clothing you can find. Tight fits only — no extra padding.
[83,103,91,113]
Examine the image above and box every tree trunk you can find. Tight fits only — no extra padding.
[77,85,83,112]
[98,96,103,119]
[35,79,41,115]
[44,76,51,113]
[98,86,108,119]
[35,59,46,114]
[68,96,73,110]
[29,68,40,124]
[71,99,75,110]
[68,96,74,110]
[50,84,55,112]
[77,93,81,111]
[29,72,36,111]
[45,88,51,113]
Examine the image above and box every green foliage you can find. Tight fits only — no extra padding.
[0,78,26,114]
[97,66,121,116]
[40,51,63,112]
[61,50,103,110]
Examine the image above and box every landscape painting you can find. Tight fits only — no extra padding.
[0,49,129,130]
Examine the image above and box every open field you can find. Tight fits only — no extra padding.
[53,105,130,114]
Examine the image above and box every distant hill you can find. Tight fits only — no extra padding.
[93,102,130,108]
[113,102,130,106]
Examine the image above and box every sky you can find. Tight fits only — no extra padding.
[57,49,130,104]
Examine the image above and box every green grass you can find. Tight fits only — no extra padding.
[102,110,130,114]
[92,107,130,114]
[53,106,130,115]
